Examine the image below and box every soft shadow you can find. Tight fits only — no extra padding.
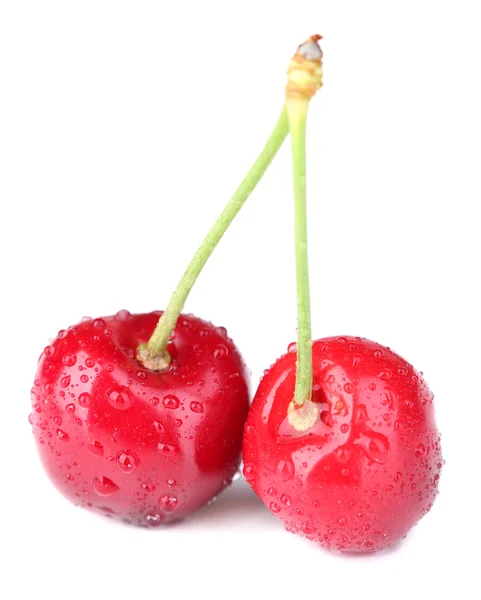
[188,477,277,527]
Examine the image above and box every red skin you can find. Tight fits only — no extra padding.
[30,311,249,526]
[243,336,442,552]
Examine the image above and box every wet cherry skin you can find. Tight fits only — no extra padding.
[30,311,249,526]
[243,336,442,552]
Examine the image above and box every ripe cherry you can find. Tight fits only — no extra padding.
[30,311,249,525]
[243,336,442,552]
[243,36,442,553]
[29,43,293,524]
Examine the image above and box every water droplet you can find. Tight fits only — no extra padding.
[85,358,95,368]
[199,328,211,337]
[213,344,228,359]
[340,423,349,434]
[415,444,426,458]
[174,418,183,427]
[395,471,402,482]
[267,487,277,497]
[93,318,105,329]
[44,345,55,357]
[288,342,297,353]
[373,349,383,358]
[302,521,316,535]
[66,403,76,414]
[335,446,352,463]
[158,494,178,512]
[56,429,69,441]
[78,392,91,407]
[270,502,281,513]
[153,421,165,434]
[108,387,134,410]
[136,370,147,380]
[43,382,54,395]
[116,450,139,474]
[243,463,256,480]
[276,458,295,481]
[57,330,68,339]
[54,416,62,426]
[116,309,131,321]
[28,413,34,425]
[62,353,77,366]
[351,353,362,369]
[355,405,369,422]
[338,517,347,526]
[93,476,119,497]
[163,395,179,409]
[285,521,299,534]
[80,374,89,384]
[141,482,156,492]
[320,411,334,427]
[343,383,353,394]
[398,366,408,376]
[158,443,177,456]
[88,441,104,456]
[145,513,164,527]
[377,369,392,380]
[411,483,417,490]
[280,494,291,506]
[356,431,391,464]
[190,401,204,413]
[60,376,71,388]
[166,478,177,487]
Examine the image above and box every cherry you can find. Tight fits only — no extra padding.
[243,36,442,552]
[243,336,442,551]
[29,42,293,523]
[30,311,249,525]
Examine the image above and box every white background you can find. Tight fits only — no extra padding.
[1,1,480,598]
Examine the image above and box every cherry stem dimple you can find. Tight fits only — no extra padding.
[137,108,289,370]
[285,35,324,406]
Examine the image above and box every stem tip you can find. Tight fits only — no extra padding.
[286,34,324,101]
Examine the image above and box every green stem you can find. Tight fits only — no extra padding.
[287,99,312,406]
[139,107,289,367]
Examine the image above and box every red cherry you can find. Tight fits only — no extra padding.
[30,310,249,526]
[243,336,443,552]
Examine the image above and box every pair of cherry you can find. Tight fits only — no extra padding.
[30,37,442,553]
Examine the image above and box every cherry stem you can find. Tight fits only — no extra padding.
[137,108,289,370]
[288,102,312,405]
[285,35,324,406]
